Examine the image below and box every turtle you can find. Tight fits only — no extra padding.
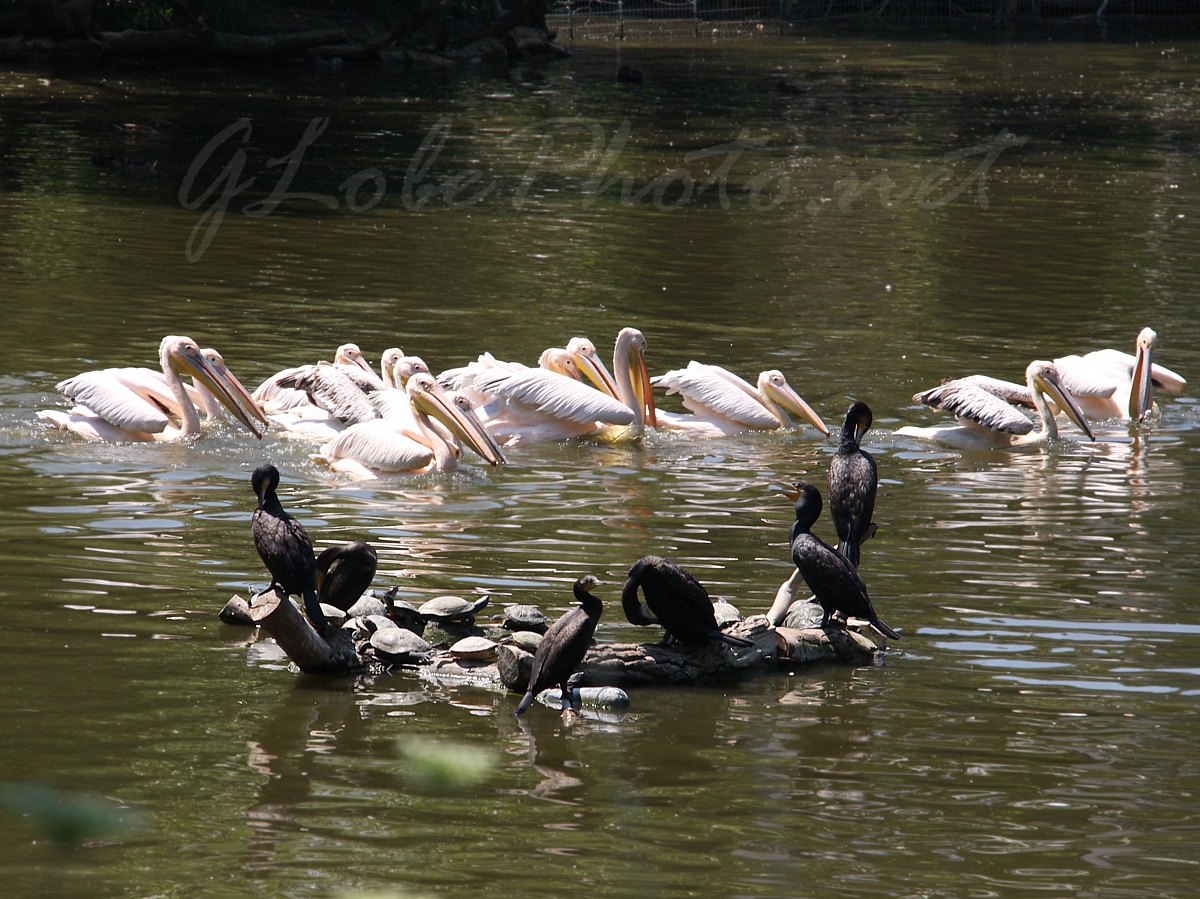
[507,630,544,653]
[383,586,426,635]
[712,597,743,628]
[419,594,489,624]
[318,605,349,630]
[449,635,498,662]
[370,626,432,665]
[346,594,388,619]
[502,604,548,634]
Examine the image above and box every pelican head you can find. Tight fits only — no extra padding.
[566,336,621,398]
[201,348,270,430]
[538,348,584,381]
[758,371,829,435]
[380,348,405,388]
[335,343,374,374]
[1130,327,1157,422]
[390,354,431,389]
[1028,360,1095,442]
[162,336,265,438]
[407,374,507,467]
[615,327,657,428]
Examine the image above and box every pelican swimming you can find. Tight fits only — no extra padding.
[515,574,604,717]
[315,541,378,612]
[652,363,829,437]
[827,401,877,569]
[447,328,657,446]
[38,335,265,442]
[787,482,899,641]
[251,463,326,632]
[621,555,754,647]
[1052,327,1186,422]
[895,360,1096,450]
[312,373,506,478]
[253,343,378,414]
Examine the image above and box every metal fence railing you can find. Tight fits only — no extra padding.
[547,0,1198,42]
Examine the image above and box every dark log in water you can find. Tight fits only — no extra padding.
[231,599,884,683]
[247,588,360,675]
[493,615,881,693]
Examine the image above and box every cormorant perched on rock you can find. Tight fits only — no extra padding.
[250,463,327,632]
[788,482,899,641]
[621,555,754,647]
[315,541,378,612]
[516,575,604,716]
[827,400,878,569]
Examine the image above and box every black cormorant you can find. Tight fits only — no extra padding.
[827,400,878,569]
[515,574,604,716]
[621,555,754,647]
[250,463,327,632]
[788,482,899,640]
[315,541,378,612]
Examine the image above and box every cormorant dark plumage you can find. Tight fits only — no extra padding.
[621,555,754,647]
[250,464,327,632]
[515,574,604,716]
[827,400,878,569]
[315,541,378,612]
[788,482,900,641]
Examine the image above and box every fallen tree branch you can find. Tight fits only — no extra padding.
[247,587,360,675]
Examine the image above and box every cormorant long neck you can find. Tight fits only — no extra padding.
[573,581,603,617]
[621,574,657,626]
[790,491,822,541]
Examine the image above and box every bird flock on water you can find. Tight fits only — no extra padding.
[37,327,1187,715]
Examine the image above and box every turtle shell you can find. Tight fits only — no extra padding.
[371,627,432,664]
[508,630,544,653]
[385,599,426,635]
[449,635,498,661]
[419,594,489,622]
[346,594,389,619]
[712,598,743,627]
[502,604,548,633]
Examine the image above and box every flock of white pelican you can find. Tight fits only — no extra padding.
[35,327,1186,474]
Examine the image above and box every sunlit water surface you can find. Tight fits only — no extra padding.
[1,33,1199,899]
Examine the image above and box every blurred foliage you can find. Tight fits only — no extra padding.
[396,736,498,792]
[0,781,145,847]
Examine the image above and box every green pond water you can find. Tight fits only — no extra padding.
[1,33,1199,899]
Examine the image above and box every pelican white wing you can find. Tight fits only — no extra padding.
[56,370,174,433]
[319,419,435,472]
[654,362,780,430]
[911,380,1035,435]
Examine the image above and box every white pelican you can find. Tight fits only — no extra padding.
[652,363,830,437]
[369,354,432,423]
[439,336,622,406]
[313,373,506,478]
[456,328,657,446]
[334,343,385,391]
[895,360,1096,449]
[37,336,266,442]
[253,343,378,413]
[1052,327,1186,422]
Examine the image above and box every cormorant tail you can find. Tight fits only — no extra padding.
[835,539,861,569]
[302,588,328,632]
[872,618,901,641]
